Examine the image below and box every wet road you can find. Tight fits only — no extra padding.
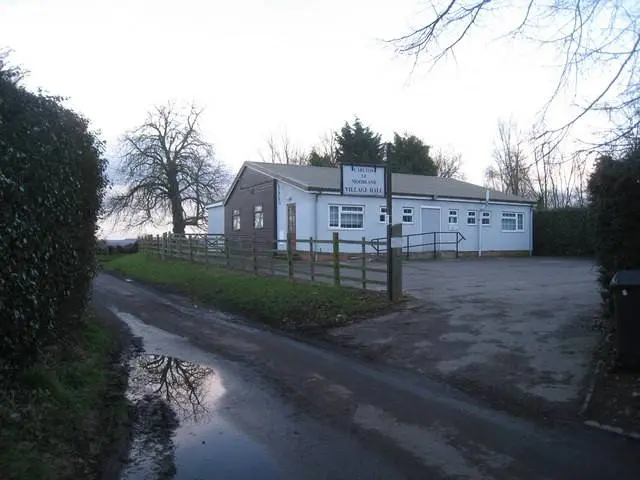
[93,273,640,479]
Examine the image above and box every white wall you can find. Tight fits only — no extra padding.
[268,181,533,255]
[275,181,315,248]
[438,200,532,254]
[207,205,224,234]
[314,193,532,254]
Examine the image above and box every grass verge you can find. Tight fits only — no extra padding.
[97,252,131,267]
[104,253,391,329]
[0,313,129,480]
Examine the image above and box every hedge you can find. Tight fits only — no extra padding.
[588,147,640,295]
[533,207,594,257]
[0,72,107,369]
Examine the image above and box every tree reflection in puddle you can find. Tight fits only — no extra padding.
[121,354,217,480]
[136,355,215,422]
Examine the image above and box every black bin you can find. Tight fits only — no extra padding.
[610,270,640,369]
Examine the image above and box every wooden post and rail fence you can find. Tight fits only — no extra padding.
[137,231,401,294]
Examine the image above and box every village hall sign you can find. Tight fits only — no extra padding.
[340,164,386,197]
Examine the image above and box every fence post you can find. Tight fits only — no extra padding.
[204,234,208,264]
[361,236,367,289]
[225,237,230,268]
[333,232,340,286]
[252,235,257,274]
[270,239,276,276]
[406,235,410,259]
[287,232,294,279]
[456,233,459,259]
[309,237,315,282]
[162,233,167,259]
[390,223,403,302]
[433,232,437,259]
[188,235,193,262]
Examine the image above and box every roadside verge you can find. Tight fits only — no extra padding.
[104,253,392,331]
[0,312,131,480]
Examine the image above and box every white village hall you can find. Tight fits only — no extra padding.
[207,162,535,256]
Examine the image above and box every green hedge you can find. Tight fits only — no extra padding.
[533,207,594,257]
[0,73,107,369]
[588,148,640,294]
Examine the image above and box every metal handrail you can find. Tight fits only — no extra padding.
[370,231,466,258]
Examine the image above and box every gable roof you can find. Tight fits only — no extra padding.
[224,161,535,205]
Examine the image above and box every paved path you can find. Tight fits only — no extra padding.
[93,273,639,480]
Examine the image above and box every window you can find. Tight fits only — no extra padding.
[402,207,414,224]
[379,206,388,223]
[329,205,364,229]
[481,211,491,226]
[467,210,477,225]
[253,205,264,229]
[448,209,458,225]
[232,209,241,231]
[501,212,524,232]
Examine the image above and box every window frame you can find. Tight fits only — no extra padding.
[481,211,491,226]
[232,208,241,231]
[448,209,459,226]
[466,210,477,226]
[501,211,525,232]
[378,206,388,224]
[402,206,415,224]
[253,204,264,229]
[328,204,365,230]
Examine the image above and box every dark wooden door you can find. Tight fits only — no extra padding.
[287,203,296,250]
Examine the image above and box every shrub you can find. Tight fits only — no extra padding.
[0,71,107,369]
[533,207,594,256]
[588,147,640,296]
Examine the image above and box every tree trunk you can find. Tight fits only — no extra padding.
[167,164,185,234]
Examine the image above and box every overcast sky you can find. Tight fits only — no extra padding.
[1,0,605,236]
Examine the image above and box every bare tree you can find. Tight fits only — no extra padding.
[392,1,640,148]
[318,130,339,165]
[259,131,308,165]
[107,103,229,234]
[531,131,591,208]
[485,120,533,197]
[433,149,465,179]
[309,130,339,167]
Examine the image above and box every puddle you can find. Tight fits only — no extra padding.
[112,308,280,479]
[121,353,280,480]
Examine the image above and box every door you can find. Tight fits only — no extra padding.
[287,203,296,250]
[420,208,440,253]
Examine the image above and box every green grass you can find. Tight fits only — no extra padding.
[104,253,391,329]
[96,252,131,266]
[0,315,129,480]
